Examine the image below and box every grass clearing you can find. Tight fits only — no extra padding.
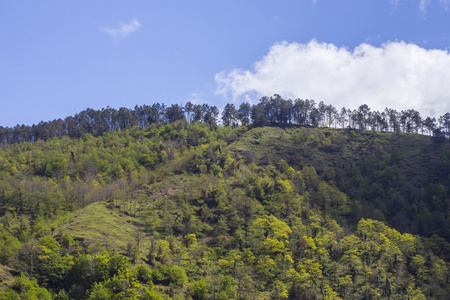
[230,126,298,163]
[0,265,15,291]
[54,202,151,258]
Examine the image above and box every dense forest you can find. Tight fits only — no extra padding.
[0,97,449,299]
[1,95,450,144]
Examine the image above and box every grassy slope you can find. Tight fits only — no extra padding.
[0,265,15,292]
[52,174,207,256]
[54,202,150,257]
[229,126,297,162]
[230,126,447,184]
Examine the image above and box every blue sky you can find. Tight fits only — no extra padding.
[1,1,450,127]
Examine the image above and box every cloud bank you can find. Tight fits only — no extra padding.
[215,41,450,117]
[101,19,142,40]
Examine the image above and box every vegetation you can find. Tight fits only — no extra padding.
[1,95,450,144]
[0,98,449,299]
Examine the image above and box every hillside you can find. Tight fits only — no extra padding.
[53,202,151,257]
[0,122,449,299]
[231,126,450,238]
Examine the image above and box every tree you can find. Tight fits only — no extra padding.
[400,109,421,133]
[165,104,185,124]
[238,102,251,126]
[191,278,210,300]
[185,101,194,124]
[118,107,137,129]
[309,107,320,127]
[148,103,165,124]
[385,108,400,132]
[108,254,130,277]
[279,97,293,125]
[292,99,305,125]
[1,274,52,300]
[318,101,327,127]
[0,230,21,266]
[423,117,436,136]
[222,104,238,127]
[203,104,219,127]
[326,104,338,128]
[338,107,349,128]
[357,104,371,130]
[251,102,267,126]
[439,112,450,137]
[192,104,204,122]
[249,215,292,256]
[293,98,316,125]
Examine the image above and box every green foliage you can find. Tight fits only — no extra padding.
[138,154,155,168]
[108,254,130,277]
[0,227,21,266]
[152,265,187,287]
[191,278,209,300]
[39,235,60,252]
[60,232,73,247]
[1,273,52,300]
[0,124,449,299]
[141,288,163,300]
[134,264,152,283]
[55,289,69,300]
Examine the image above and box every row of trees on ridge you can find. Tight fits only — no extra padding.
[1,95,449,144]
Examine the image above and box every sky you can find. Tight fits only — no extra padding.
[1,0,450,127]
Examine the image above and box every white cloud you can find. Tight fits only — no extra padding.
[215,40,450,117]
[419,0,431,13]
[188,93,204,105]
[101,19,142,41]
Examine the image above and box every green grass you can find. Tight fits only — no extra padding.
[0,265,15,291]
[54,202,151,257]
[230,126,448,185]
[230,126,298,163]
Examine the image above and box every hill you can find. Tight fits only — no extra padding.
[0,122,448,299]
[232,126,450,238]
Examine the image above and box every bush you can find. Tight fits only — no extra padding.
[191,278,209,300]
[109,254,129,276]
[152,265,187,287]
[134,264,152,283]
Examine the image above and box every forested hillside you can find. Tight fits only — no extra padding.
[0,101,449,299]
